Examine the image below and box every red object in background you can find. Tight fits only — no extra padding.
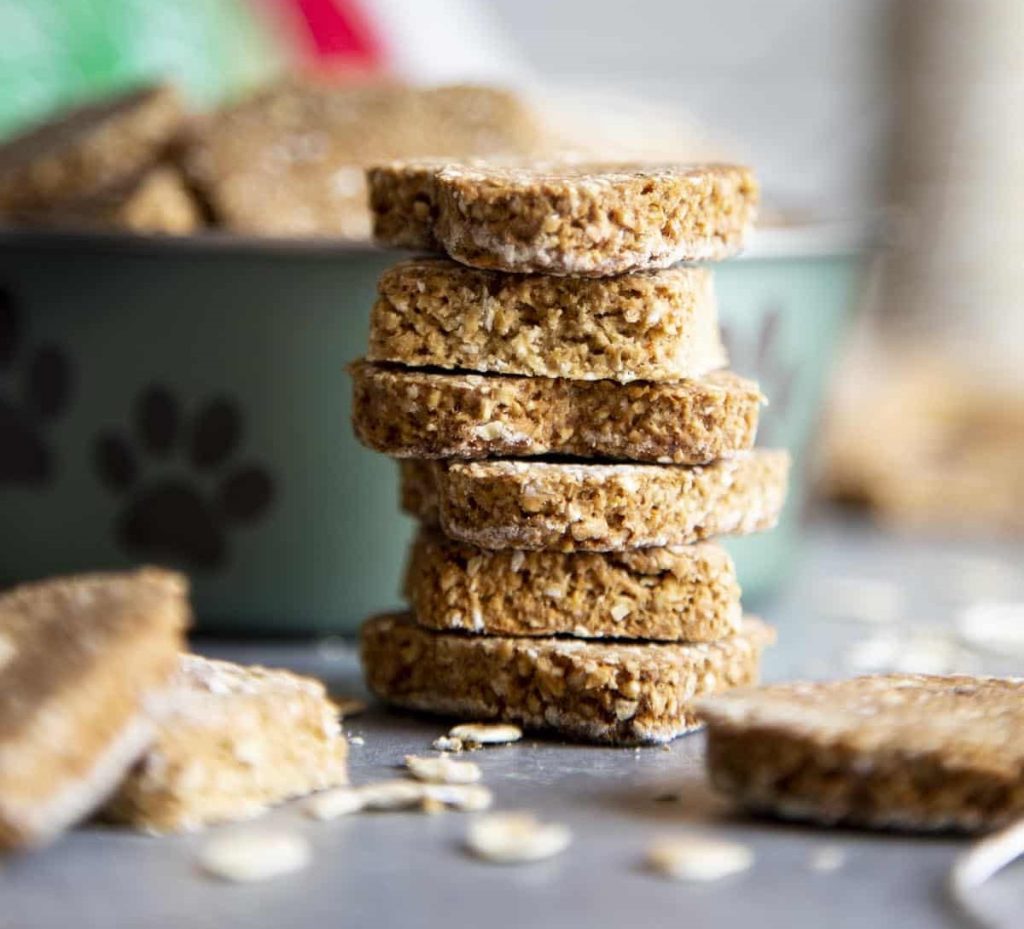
[266,0,386,71]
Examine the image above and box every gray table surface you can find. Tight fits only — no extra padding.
[4,517,1023,929]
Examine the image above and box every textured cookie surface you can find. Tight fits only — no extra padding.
[361,612,774,745]
[0,84,184,215]
[105,655,348,833]
[368,160,448,250]
[0,569,189,850]
[433,162,758,276]
[367,258,725,382]
[16,165,202,235]
[400,451,789,551]
[184,83,543,238]
[352,361,760,464]
[406,529,741,641]
[697,674,1024,832]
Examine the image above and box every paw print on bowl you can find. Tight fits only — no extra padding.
[0,286,73,485]
[95,386,275,570]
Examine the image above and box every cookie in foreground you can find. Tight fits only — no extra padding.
[400,451,789,551]
[433,162,758,276]
[105,655,348,833]
[0,568,189,850]
[351,361,760,465]
[361,612,774,745]
[405,529,741,642]
[697,674,1024,832]
[0,84,184,215]
[367,259,725,382]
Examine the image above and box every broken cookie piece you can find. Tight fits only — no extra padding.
[698,674,1024,832]
[433,162,758,276]
[400,451,789,552]
[366,259,725,382]
[361,612,775,745]
[0,568,189,850]
[105,655,348,833]
[405,529,741,641]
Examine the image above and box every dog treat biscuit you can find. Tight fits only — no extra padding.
[362,612,774,745]
[105,655,348,833]
[405,529,741,641]
[367,259,725,382]
[698,674,1024,832]
[352,361,759,465]
[0,84,184,215]
[0,569,188,850]
[400,451,789,551]
[433,162,758,276]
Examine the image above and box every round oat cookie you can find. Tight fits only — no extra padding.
[351,361,761,465]
[697,674,1024,832]
[400,450,789,552]
[405,529,742,642]
[366,258,726,382]
[433,162,758,276]
[361,612,775,745]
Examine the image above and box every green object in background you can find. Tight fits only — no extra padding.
[0,0,282,136]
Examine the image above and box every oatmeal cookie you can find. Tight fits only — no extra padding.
[698,674,1024,832]
[367,259,725,381]
[400,451,789,551]
[105,655,348,833]
[405,529,741,641]
[0,569,188,849]
[351,361,759,464]
[361,612,774,745]
[433,162,758,276]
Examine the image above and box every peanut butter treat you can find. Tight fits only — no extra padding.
[0,569,189,851]
[184,82,544,238]
[697,674,1024,833]
[19,165,202,235]
[351,361,760,464]
[405,529,741,642]
[432,162,758,276]
[367,259,726,381]
[0,84,185,216]
[361,612,774,745]
[105,655,348,833]
[400,451,789,551]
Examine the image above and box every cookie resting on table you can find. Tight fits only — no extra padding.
[361,612,774,745]
[697,674,1024,832]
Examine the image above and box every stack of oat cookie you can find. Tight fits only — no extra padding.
[352,161,789,745]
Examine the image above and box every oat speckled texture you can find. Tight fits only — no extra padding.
[698,674,1024,832]
[362,612,774,745]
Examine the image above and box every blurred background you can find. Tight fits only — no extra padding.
[0,0,1021,670]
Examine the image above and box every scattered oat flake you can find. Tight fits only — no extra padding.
[405,754,482,785]
[450,723,522,745]
[956,601,1024,657]
[466,813,571,864]
[198,830,311,883]
[432,735,464,753]
[426,783,493,812]
[349,736,365,746]
[808,846,846,872]
[304,781,493,819]
[646,835,753,882]
[304,787,365,820]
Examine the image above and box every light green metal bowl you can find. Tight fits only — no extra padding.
[0,225,865,633]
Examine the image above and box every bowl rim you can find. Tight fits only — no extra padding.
[0,218,873,261]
